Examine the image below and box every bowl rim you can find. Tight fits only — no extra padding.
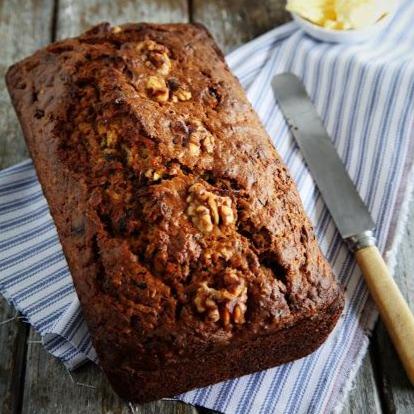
[290,6,397,35]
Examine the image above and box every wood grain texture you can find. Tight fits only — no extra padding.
[340,352,383,414]
[56,0,189,40]
[373,200,414,413]
[0,0,54,168]
[0,302,28,414]
[22,333,124,414]
[0,1,54,413]
[192,0,290,53]
[21,333,197,414]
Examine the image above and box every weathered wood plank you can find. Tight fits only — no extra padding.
[192,0,290,54]
[340,351,383,414]
[0,0,54,167]
[372,198,414,414]
[22,331,122,414]
[56,0,189,40]
[22,332,198,414]
[0,1,54,413]
[0,301,28,414]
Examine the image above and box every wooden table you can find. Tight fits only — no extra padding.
[0,1,413,413]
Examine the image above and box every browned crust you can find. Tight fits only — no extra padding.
[108,296,344,403]
[6,22,344,402]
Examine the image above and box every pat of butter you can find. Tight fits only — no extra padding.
[286,0,332,25]
[286,0,396,30]
[336,0,395,29]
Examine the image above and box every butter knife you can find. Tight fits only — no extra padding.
[272,73,414,385]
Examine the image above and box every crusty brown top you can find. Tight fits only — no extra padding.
[6,23,341,372]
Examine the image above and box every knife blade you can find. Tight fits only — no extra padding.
[271,72,374,240]
[272,73,414,385]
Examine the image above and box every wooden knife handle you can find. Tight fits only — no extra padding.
[355,245,414,385]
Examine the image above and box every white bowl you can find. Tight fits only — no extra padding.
[291,7,397,44]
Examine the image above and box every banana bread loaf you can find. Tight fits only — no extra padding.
[6,22,344,403]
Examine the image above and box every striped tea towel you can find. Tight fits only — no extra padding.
[1,2,414,412]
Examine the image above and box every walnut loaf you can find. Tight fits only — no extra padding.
[6,23,344,402]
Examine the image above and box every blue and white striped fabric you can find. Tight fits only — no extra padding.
[0,161,97,367]
[1,2,414,411]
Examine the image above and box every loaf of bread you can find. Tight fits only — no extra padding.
[6,23,344,403]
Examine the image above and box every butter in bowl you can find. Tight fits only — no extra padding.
[286,0,399,43]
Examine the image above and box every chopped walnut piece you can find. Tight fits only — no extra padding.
[219,246,233,260]
[194,269,247,326]
[222,308,231,326]
[146,76,169,102]
[141,40,159,51]
[166,78,192,102]
[149,51,171,76]
[188,141,200,156]
[186,183,235,233]
[138,40,171,75]
[190,205,213,232]
[233,304,245,324]
[220,205,234,225]
[112,26,122,34]
[185,122,215,156]
[174,88,192,101]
